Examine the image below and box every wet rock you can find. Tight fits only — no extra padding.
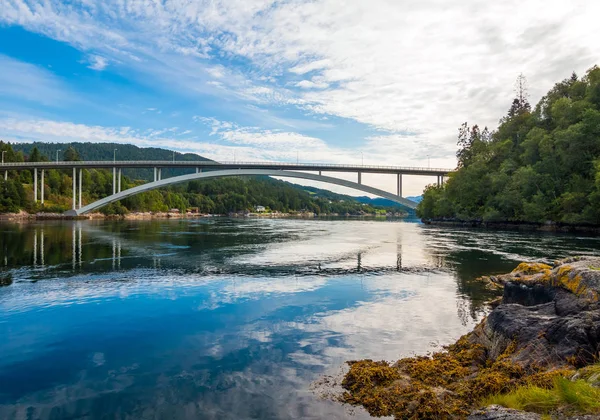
[468,405,541,419]
[0,274,12,287]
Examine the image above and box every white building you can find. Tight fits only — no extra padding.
[255,205,266,212]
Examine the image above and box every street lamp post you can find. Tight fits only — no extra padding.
[1,151,5,164]
[173,151,175,162]
[361,152,364,166]
[56,150,61,163]
[113,149,117,162]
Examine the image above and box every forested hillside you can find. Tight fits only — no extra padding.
[0,142,404,216]
[418,66,600,225]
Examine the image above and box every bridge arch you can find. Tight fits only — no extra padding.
[67,169,418,215]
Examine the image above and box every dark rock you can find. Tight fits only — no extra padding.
[503,282,554,306]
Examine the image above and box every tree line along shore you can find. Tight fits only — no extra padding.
[417,67,600,228]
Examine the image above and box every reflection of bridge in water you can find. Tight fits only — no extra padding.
[23,223,448,274]
[0,160,453,215]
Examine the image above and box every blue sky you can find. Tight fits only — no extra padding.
[1,0,599,195]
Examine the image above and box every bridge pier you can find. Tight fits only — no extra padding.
[118,168,122,193]
[79,168,83,209]
[112,167,116,195]
[4,170,6,181]
[196,167,202,174]
[158,168,162,180]
[397,173,402,197]
[41,169,44,204]
[34,168,38,202]
[154,167,157,182]
[358,172,362,185]
[72,168,76,210]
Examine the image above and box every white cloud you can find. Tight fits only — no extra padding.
[2,0,599,194]
[87,55,108,71]
[295,79,329,90]
[3,0,599,168]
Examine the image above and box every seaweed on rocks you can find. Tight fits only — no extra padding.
[340,257,600,419]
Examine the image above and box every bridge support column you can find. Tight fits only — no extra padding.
[4,170,6,181]
[319,171,321,176]
[78,169,82,209]
[118,168,122,193]
[358,172,362,185]
[158,168,162,181]
[41,170,44,204]
[113,167,116,195]
[72,167,76,210]
[397,174,402,197]
[34,168,38,202]
[196,167,201,174]
[153,167,157,182]
[437,175,441,186]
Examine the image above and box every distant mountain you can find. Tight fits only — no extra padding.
[406,195,423,203]
[299,186,410,211]
[354,196,420,208]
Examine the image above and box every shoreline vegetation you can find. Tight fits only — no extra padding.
[338,258,600,419]
[0,210,408,221]
[417,67,600,229]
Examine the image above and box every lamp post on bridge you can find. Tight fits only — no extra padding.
[56,149,61,163]
[361,152,364,166]
[173,151,175,162]
[1,151,5,164]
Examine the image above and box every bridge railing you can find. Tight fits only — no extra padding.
[0,160,453,172]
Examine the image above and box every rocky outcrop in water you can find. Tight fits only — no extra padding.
[475,258,600,369]
[340,257,600,419]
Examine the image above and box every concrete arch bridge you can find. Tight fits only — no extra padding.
[0,161,452,215]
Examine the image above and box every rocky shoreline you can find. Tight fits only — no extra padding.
[422,219,600,234]
[339,257,600,419]
[0,211,406,221]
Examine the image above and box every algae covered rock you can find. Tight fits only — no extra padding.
[340,257,600,419]
[471,258,600,368]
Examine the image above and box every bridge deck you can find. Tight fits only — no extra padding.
[0,160,453,175]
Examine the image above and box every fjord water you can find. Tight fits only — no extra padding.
[1,219,599,419]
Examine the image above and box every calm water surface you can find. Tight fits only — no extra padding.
[1,218,599,419]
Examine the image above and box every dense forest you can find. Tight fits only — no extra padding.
[418,66,600,225]
[0,142,404,216]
